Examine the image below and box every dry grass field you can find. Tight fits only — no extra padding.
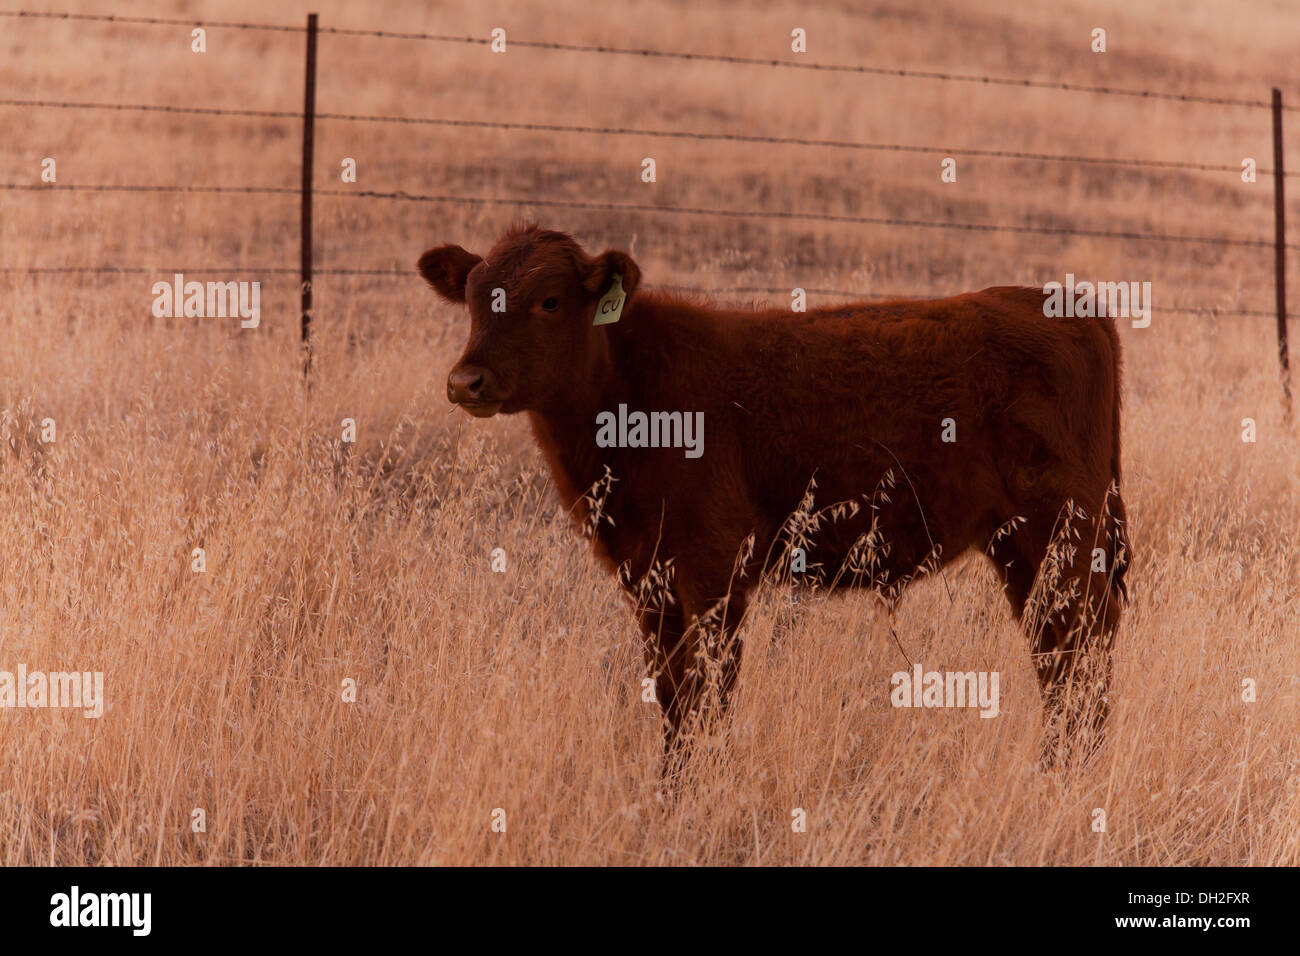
[1,0,1298,865]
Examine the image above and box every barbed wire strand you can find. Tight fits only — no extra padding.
[0,267,1287,319]
[2,97,1289,177]
[0,9,303,32]
[2,10,1293,112]
[2,182,1290,249]
[326,188,1293,249]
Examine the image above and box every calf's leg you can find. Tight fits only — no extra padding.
[988,494,1126,766]
[637,586,749,780]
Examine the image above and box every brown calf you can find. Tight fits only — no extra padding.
[420,225,1129,772]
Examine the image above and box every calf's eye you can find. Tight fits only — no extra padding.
[541,297,560,312]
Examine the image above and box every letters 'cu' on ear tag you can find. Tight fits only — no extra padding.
[593,274,626,326]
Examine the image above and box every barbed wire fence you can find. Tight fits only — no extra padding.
[0,8,1292,407]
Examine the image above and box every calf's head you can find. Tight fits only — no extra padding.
[418,225,640,417]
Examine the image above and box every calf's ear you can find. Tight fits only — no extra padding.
[584,249,641,300]
[417,244,482,302]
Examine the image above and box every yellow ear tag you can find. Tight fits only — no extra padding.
[593,274,626,326]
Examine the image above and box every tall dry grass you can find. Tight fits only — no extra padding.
[0,0,1297,864]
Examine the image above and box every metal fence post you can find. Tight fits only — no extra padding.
[301,13,318,381]
[1272,88,1290,418]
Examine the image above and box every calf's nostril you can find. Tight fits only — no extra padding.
[448,367,491,404]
